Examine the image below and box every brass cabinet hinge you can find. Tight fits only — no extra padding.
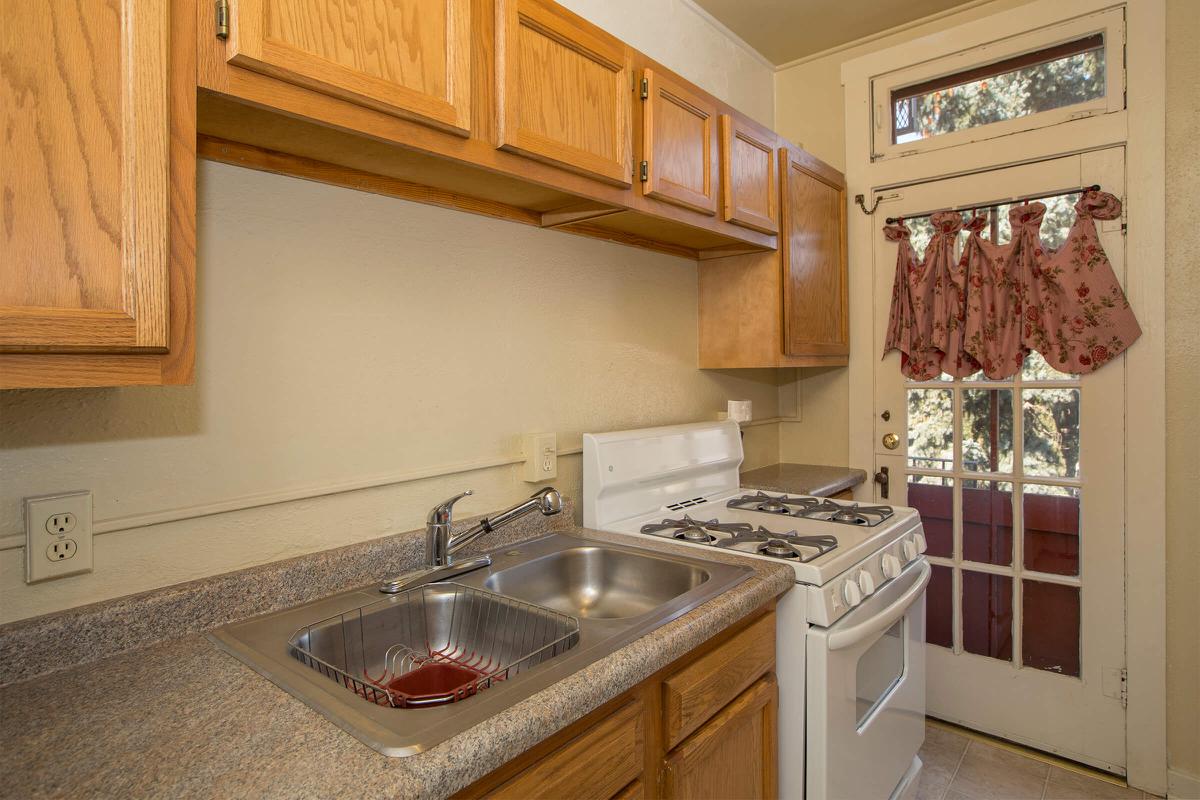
[216,0,230,39]
[640,77,649,100]
[639,161,648,182]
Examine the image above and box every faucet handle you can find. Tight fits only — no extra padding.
[428,490,472,526]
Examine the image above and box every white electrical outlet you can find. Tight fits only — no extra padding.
[25,491,93,583]
[523,433,557,482]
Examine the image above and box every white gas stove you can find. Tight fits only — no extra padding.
[583,420,929,800]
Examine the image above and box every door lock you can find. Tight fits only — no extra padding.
[882,432,900,450]
[880,410,891,421]
[874,466,890,499]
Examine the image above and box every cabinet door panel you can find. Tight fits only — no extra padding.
[487,699,644,800]
[662,676,778,800]
[227,0,471,134]
[781,147,848,357]
[496,0,631,186]
[720,114,777,234]
[642,70,717,214]
[1,0,170,352]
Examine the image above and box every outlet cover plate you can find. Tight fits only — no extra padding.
[523,432,557,482]
[25,491,93,583]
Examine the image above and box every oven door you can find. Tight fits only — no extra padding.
[806,559,930,800]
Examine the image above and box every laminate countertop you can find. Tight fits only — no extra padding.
[0,516,792,800]
[740,462,869,497]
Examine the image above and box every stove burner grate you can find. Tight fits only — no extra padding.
[640,515,753,543]
[715,527,839,562]
[726,492,896,526]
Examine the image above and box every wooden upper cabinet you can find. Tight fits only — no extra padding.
[224,0,472,134]
[1,0,171,354]
[640,69,718,215]
[495,0,632,186]
[720,114,778,234]
[781,146,848,357]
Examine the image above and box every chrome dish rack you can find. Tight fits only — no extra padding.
[288,582,580,708]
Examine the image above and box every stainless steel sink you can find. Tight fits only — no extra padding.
[210,533,751,756]
[484,546,710,619]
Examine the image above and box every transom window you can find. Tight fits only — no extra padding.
[870,9,1124,159]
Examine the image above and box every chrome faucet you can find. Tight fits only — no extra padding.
[425,487,563,567]
[380,488,563,594]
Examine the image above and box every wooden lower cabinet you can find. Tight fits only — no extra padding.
[662,677,777,800]
[454,605,778,800]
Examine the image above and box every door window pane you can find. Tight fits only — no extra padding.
[908,388,954,470]
[962,480,1014,566]
[856,620,905,727]
[927,564,954,649]
[908,475,953,558]
[1023,388,1081,477]
[962,570,1013,661]
[1023,580,1081,676]
[962,389,1013,472]
[891,35,1106,144]
[1023,485,1081,575]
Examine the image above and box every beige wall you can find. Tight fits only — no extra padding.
[0,1,782,625]
[1164,0,1200,783]
[773,0,1199,783]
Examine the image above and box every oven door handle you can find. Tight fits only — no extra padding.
[828,560,931,651]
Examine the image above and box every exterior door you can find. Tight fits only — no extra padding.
[871,149,1128,773]
[225,0,472,134]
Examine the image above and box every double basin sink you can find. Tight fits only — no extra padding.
[211,533,752,756]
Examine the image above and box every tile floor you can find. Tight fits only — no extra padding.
[916,721,1158,800]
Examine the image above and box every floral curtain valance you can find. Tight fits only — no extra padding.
[883,189,1141,380]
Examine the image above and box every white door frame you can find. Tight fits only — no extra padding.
[839,0,1167,793]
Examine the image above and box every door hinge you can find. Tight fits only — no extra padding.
[1120,668,1128,708]
[639,161,648,182]
[215,0,230,40]
[640,77,649,100]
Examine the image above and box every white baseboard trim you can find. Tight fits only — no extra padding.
[1169,768,1200,800]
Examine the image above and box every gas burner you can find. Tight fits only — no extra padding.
[639,515,753,543]
[727,491,823,514]
[801,500,895,527]
[716,527,839,563]
[728,492,896,526]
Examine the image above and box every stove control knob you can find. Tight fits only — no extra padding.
[913,533,928,554]
[881,553,902,580]
[842,580,863,608]
[857,570,876,596]
[902,539,919,562]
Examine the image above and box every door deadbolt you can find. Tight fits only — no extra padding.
[880,410,891,421]
[882,432,900,450]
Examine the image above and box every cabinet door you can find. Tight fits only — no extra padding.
[496,0,632,186]
[487,699,644,800]
[662,676,778,800]
[1,0,170,353]
[225,0,471,134]
[780,146,848,357]
[719,114,778,234]
[641,69,717,214]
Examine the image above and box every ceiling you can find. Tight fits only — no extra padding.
[692,0,975,65]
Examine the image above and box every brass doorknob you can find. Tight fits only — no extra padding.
[882,432,900,450]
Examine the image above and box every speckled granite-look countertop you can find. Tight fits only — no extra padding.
[740,462,868,497]
[0,513,792,800]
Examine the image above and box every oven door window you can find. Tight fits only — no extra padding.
[856,619,906,728]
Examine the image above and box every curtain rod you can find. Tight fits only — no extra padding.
[884,184,1101,225]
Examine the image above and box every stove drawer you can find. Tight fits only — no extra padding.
[662,610,775,749]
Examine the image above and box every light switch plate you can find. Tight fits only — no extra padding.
[523,433,557,482]
[25,491,93,583]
